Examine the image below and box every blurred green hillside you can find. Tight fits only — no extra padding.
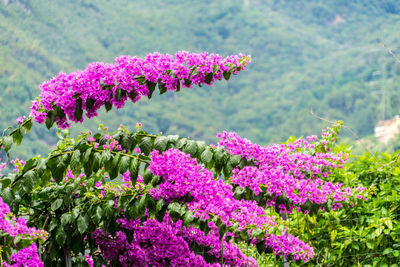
[1,0,400,158]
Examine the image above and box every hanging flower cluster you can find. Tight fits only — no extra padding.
[93,212,257,267]
[216,129,367,214]
[30,52,251,129]
[148,149,315,261]
[0,197,47,267]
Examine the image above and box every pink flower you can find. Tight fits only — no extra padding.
[16,116,25,124]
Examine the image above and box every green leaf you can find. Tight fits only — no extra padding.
[51,198,63,211]
[92,206,103,224]
[156,198,166,212]
[36,158,47,177]
[158,83,167,94]
[129,90,137,101]
[77,214,89,234]
[92,152,101,173]
[84,159,93,177]
[330,229,337,242]
[184,141,197,157]
[115,87,126,100]
[256,240,266,254]
[204,72,213,84]
[13,235,22,245]
[74,97,83,121]
[139,137,152,156]
[100,150,112,167]
[365,236,374,247]
[103,200,115,218]
[143,169,154,185]
[22,119,33,134]
[383,248,393,255]
[109,151,120,171]
[45,110,56,129]
[41,169,52,186]
[22,170,36,193]
[229,155,242,168]
[2,136,13,152]
[168,202,181,223]
[214,148,226,164]
[218,223,227,237]
[154,136,168,152]
[240,229,249,240]
[147,81,157,99]
[1,177,12,188]
[61,213,71,226]
[109,167,118,180]
[155,199,167,222]
[191,68,200,76]
[223,71,231,80]
[167,135,179,145]
[150,175,161,186]
[1,188,14,204]
[128,201,138,219]
[120,134,133,151]
[22,158,35,173]
[54,104,66,119]
[183,211,194,227]
[104,101,112,112]
[138,193,148,212]
[72,207,80,221]
[70,150,82,170]
[52,157,68,183]
[86,98,96,110]
[184,78,192,87]
[195,141,206,154]
[223,163,233,178]
[201,148,213,164]
[176,138,187,149]
[252,228,263,238]
[83,147,93,164]
[146,195,156,217]
[12,129,23,146]
[118,156,131,174]
[129,158,139,185]
[56,227,67,246]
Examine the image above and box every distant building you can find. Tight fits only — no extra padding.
[331,15,345,25]
[375,116,400,144]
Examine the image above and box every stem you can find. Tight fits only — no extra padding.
[1,118,33,139]
[281,211,289,267]
[38,216,50,260]
[64,247,72,267]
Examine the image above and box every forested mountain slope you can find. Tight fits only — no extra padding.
[1,0,400,157]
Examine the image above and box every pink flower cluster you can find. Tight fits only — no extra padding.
[30,52,250,129]
[0,197,47,267]
[93,213,256,267]
[217,131,366,212]
[3,243,43,267]
[148,149,315,261]
[86,133,126,152]
[10,158,26,173]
